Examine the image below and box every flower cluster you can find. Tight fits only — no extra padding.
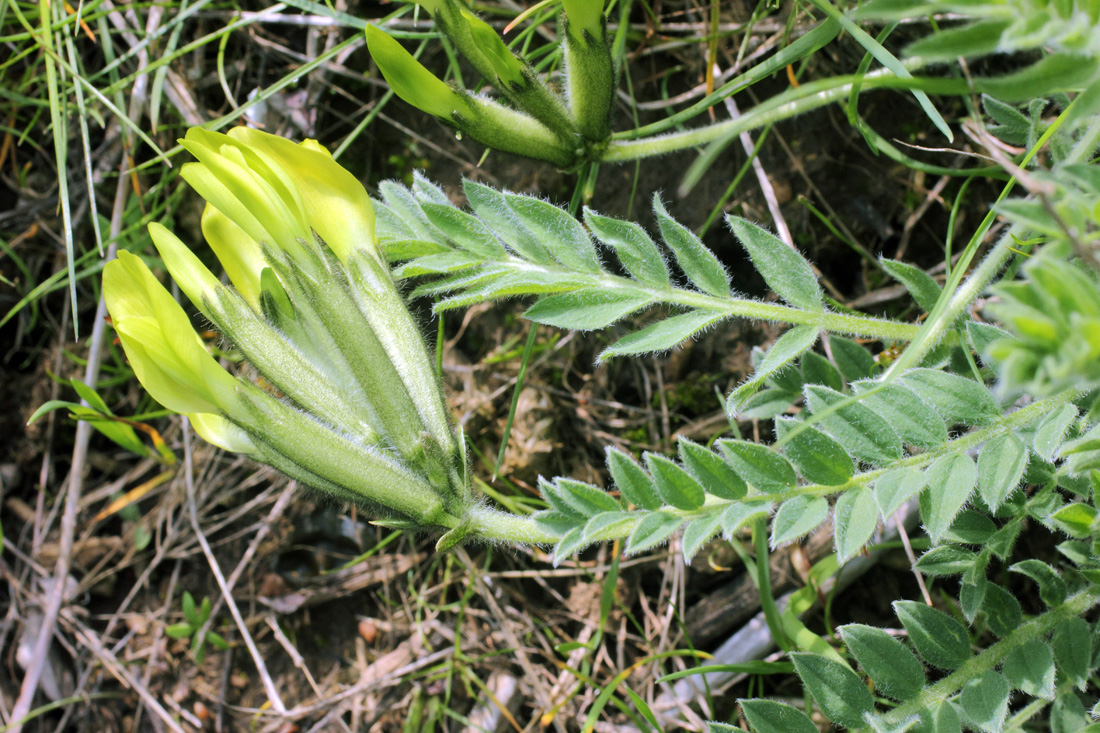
[104,128,469,529]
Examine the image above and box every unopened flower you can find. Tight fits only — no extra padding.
[365,24,577,167]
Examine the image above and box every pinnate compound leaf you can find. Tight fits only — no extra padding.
[394,251,482,278]
[977,432,1027,511]
[583,209,670,287]
[540,477,584,519]
[914,702,962,733]
[606,447,661,510]
[1050,693,1092,732]
[582,511,639,544]
[1051,502,1098,538]
[505,193,601,273]
[805,385,902,465]
[1002,639,1055,700]
[463,181,553,263]
[770,496,829,548]
[682,512,725,562]
[727,216,822,311]
[413,265,504,298]
[840,624,925,702]
[960,579,988,626]
[900,369,999,426]
[853,381,948,450]
[986,520,1022,560]
[829,335,875,381]
[944,510,995,545]
[720,502,773,539]
[920,454,977,545]
[738,388,800,420]
[434,271,591,310]
[411,171,451,206]
[874,467,928,521]
[775,418,854,486]
[553,527,586,565]
[728,325,818,415]
[532,510,579,538]
[626,511,683,554]
[763,346,806,392]
[717,440,797,494]
[373,198,418,242]
[1052,617,1091,690]
[654,196,730,297]
[524,290,652,330]
[791,652,875,729]
[801,351,844,392]
[834,487,878,562]
[598,309,727,362]
[895,600,971,670]
[739,699,818,733]
[959,671,1009,733]
[420,202,505,258]
[379,181,442,242]
[645,453,705,511]
[554,478,621,517]
[980,583,1022,638]
[880,258,942,312]
[380,237,451,262]
[1032,403,1078,463]
[915,546,978,576]
[1009,559,1067,607]
[678,439,747,500]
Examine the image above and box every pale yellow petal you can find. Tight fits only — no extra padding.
[190,413,256,454]
[230,127,379,264]
[200,204,266,310]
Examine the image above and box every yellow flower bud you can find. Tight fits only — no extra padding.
[365,25,466,121]
[103,251,239,417]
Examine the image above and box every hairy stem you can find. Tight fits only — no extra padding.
[466,504,561,545]
[600,65,954,162]
[442,261,923,342]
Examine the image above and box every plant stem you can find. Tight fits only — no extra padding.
[486,261,923,342]
[876,586,1100,727]
[466,504,561,545]
[615,18,842,141]
[663,283,922,340]
[600,65,953,162]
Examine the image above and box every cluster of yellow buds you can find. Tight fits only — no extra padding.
[365,0,612,168]
[104,128,480,539]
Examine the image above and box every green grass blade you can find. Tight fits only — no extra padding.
[805,0,952,140]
